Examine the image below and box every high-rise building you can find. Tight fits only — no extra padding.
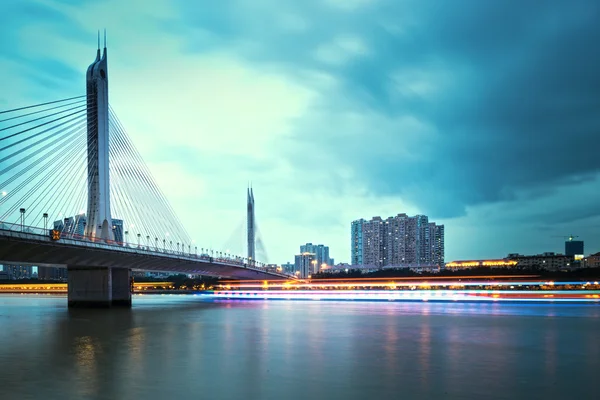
[53,214,86,237]
[351,214,444,268]
[112,218,124,244]
[433,224,445,266]
[565,240,584,258]
[281,262,295,274]
[299,243,333,267]
[294,253,316,278]
[351,219,364,265]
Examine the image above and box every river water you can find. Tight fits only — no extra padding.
[1,295,599,400]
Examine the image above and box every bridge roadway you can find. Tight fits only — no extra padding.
[0,227,292,281]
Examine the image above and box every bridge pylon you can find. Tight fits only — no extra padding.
[247,185,255,265]
[85,31,114,241]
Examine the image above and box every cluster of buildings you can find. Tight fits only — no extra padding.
[278,213,445,278]
[351,214,445,268]
[0,264,68,281]
[279,243,335,278]
[447,240,600,271]
[53,213,124,243]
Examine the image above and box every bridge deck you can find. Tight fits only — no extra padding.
[0,228,293,280]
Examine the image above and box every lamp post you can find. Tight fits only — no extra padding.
[137,233,141,247]
[195,246,197,257]
[19,208,25,231]
[163,238,166,252]
[170,241,173,252]
[155,237,158,251]
[43,213,48,231]
[146,235,150,249]
[124,231,129,246]
[177,242,180,254]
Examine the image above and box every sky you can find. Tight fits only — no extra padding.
[1,0,599,264]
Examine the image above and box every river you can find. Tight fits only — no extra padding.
[1,295,599,399]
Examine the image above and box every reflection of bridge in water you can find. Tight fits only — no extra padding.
[0,37,293,307]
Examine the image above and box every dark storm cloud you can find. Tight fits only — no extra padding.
[170,0,600,219]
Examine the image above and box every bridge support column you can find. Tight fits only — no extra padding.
[67,266,112,308]
[111,268,132,307]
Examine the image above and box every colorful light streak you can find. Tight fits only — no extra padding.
[217,279,599,290]
[219,275,541,284]
[205,289,600,303]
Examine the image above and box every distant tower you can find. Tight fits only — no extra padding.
[247,186,255,263]
[85,32,114,241]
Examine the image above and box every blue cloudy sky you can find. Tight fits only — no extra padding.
[1,0,599,263]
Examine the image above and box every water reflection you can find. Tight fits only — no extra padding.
[0,295,599,400]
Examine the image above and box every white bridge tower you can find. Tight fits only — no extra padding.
[85,33,114,241]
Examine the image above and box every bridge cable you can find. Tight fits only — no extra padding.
[0,102,87,133]
[109,108,191,246]
[0,116,87,189]
[109,113,177,242]
[111,122,175,250]
[110,109,191,245]
[35,131,92,228]
[40,131,91,227]
[27,140,88,231]
[0,132,86,221]
[108,127,164,247]
[0,95,85,115]
[0,97,86,124]
[31,122,92,227]
[0,107,86,142]
[0,114,87,165]
[109,121,179,249]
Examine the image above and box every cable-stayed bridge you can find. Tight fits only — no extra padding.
[0,41,293,307]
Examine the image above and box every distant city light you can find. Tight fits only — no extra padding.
[446,260,518,268]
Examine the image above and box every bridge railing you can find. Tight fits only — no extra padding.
[0,221,294,278]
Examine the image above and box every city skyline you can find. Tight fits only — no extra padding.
[1,1,599,263]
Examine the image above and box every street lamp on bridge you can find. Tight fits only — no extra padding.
[43,213,48,231]
[124,230,129,246]
[137,233,141,247]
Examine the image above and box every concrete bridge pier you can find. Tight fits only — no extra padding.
[67,266,131,308]
[111,268,132,307]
